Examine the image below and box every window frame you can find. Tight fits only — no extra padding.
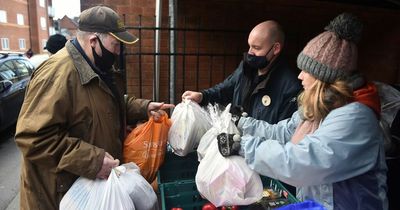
[17,13,24,25]
[39,0,45,7]
[18,39,26,50]
[42,39,47,49]
[1,38,10,50]
[0,10,7,23]
[40,17,47,30]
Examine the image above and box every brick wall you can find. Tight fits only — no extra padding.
[177,0,400,84]
[81,0,400,103]
[0,0,30,52]
[28,0,50,54]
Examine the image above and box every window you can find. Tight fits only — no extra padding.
[19,39,26,50]
[17,14,24,25]
[0,61,17,81]
[13,60,30,77]
[49,26,55,35]
[0,10,7,23]
[40,17,47,30]
[42,39,47,49]
[39,0,45,7]
[21,59,34,73]
[0,60,31,83]
[1,38,10,50]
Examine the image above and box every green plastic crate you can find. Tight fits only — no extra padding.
[160,179,206,210]
[254,176,299,209]
[157,151,199,184]
[160,175,298,210]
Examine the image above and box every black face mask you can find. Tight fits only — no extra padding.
[244,44,275,69]
[92,36,116,71]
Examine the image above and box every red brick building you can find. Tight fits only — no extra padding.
[81,0,400,103]
[0,0,55,54]
[57,15,78,39]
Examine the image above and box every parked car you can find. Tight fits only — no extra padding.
[0,52,35,131]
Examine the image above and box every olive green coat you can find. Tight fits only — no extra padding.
[15,41,150,210]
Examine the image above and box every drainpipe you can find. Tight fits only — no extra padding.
[154,0,162,101]
[169,0,177,104]
[27,0,32,50]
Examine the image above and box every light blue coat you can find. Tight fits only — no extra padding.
[238,102,388,210]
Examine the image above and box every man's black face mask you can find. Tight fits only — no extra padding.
[92,35,116,71]
[244,44,275,69]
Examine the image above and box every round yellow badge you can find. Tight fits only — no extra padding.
[262,95,271,106]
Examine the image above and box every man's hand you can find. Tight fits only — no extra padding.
[96,152,120,179]
[217,133,241,157]
[181,91,203,103]
[148,102,175,121]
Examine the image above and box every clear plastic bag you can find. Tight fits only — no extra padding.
[195,104,263,206]
[60,163,158,210]
[197,103,234,161]
[168,99,212,156]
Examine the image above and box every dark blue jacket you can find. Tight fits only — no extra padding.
[200,55,302,124]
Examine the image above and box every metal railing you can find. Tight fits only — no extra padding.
[122,15,247,104]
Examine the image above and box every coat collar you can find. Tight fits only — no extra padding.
[65,40,99,85]
[246,55,284,95]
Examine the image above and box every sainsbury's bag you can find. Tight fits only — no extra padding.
[123,114,171,183]
[195,104,263,206]
[168,99,212,156]
[60,163,158,210]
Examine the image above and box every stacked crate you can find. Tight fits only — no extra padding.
[157,152,298,210]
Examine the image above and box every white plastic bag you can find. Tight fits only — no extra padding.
[197,127,219,161]
[168,99,212,156]
[118,163,159,210]
[197,103,233,161]
[195,104,263,206]
[60,163,158,210]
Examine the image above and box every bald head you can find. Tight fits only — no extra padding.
[250,20,285,46]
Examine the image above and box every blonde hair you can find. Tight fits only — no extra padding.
[298,80,353,121]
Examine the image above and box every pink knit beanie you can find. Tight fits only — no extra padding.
[297,13,363,83]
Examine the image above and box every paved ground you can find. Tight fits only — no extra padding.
[0,128,19,210]
[4,194,18,210]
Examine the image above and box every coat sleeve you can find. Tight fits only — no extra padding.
[113,70,151,125]
[15,73,104,180]
[239,110,301,143]
[125,96,151,125]
[238,103,383,187]
[200,63,242,106]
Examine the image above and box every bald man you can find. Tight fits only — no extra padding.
[182,20,302,124]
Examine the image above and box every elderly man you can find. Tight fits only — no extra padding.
[15,5,173,209]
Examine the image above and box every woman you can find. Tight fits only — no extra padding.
[220,13,388,210]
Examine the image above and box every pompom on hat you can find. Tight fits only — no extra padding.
[297,13,363,83]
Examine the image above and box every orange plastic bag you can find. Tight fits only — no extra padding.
[123,114,171,183]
